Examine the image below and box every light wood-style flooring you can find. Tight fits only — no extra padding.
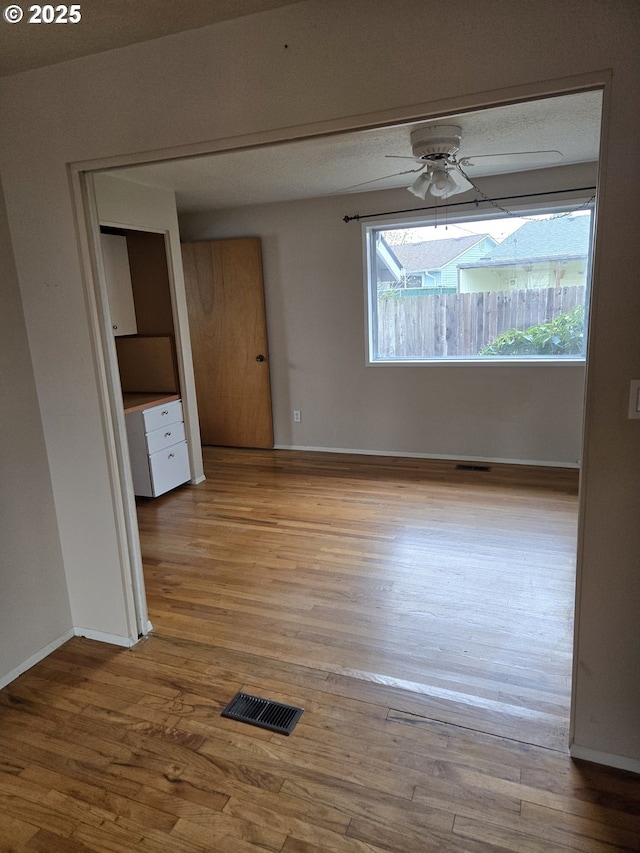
[2,448,638,852]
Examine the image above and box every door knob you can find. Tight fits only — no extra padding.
[256,354,265,362]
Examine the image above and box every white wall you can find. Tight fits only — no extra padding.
[1,0,638,769]
[180,165,593,466]
[0,179,72,685]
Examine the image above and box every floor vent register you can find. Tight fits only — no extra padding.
[221,691,304,735]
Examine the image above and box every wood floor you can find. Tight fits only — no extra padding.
[2,448,639,852]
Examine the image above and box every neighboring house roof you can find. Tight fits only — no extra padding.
[392,234,494,272]
[463,214,591,267]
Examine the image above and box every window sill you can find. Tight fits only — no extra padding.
[367,357,586,367]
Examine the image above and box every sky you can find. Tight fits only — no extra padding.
[383,210,590,245]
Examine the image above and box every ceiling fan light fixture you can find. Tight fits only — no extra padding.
[407,173,431,199]
[429,168,456,197]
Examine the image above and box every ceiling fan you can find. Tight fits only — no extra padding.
[351,124,563,199]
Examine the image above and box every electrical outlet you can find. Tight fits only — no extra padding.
[293,410,301,423]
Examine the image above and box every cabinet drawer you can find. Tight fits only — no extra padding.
[142,400,183,433]
[149,440,190,497]
[146,420,186,454]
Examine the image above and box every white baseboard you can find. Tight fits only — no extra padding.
[192,475,206,485]
[570,744,640,775]
[274,444,580,469]
[0,626,142,690]
[0,628,74,690]
[73,627,137,647]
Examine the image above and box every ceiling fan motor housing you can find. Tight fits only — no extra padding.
[410,125,463,160]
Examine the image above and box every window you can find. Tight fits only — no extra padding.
[365,208,593,362]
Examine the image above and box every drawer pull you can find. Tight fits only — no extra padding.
[164,431,172,437]
[168,453,175,459]
[161,410,169,415]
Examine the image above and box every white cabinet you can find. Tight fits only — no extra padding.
[125,399,190,497]
[101,233,137,336]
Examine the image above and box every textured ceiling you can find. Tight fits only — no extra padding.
[0,0,303,75]
[108,90,602,213]
[1,3,601,211]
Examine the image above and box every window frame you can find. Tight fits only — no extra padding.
[363,200,594,367]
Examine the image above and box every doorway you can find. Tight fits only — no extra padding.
[79,85,601,746]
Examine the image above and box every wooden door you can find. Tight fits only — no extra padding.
[181,237,274,448]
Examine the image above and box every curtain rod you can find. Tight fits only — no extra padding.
[342,186,597,223]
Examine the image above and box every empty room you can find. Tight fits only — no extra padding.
[1,2,638,851]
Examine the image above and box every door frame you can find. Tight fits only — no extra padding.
[68,68,610,744]
[71,171,205,638]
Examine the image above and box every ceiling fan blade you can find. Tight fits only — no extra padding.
[459,149,563,168]
[343,165,425,191]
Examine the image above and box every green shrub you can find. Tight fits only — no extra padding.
[479,305,585,356]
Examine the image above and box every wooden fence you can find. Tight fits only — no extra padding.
[376,285,585,358]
